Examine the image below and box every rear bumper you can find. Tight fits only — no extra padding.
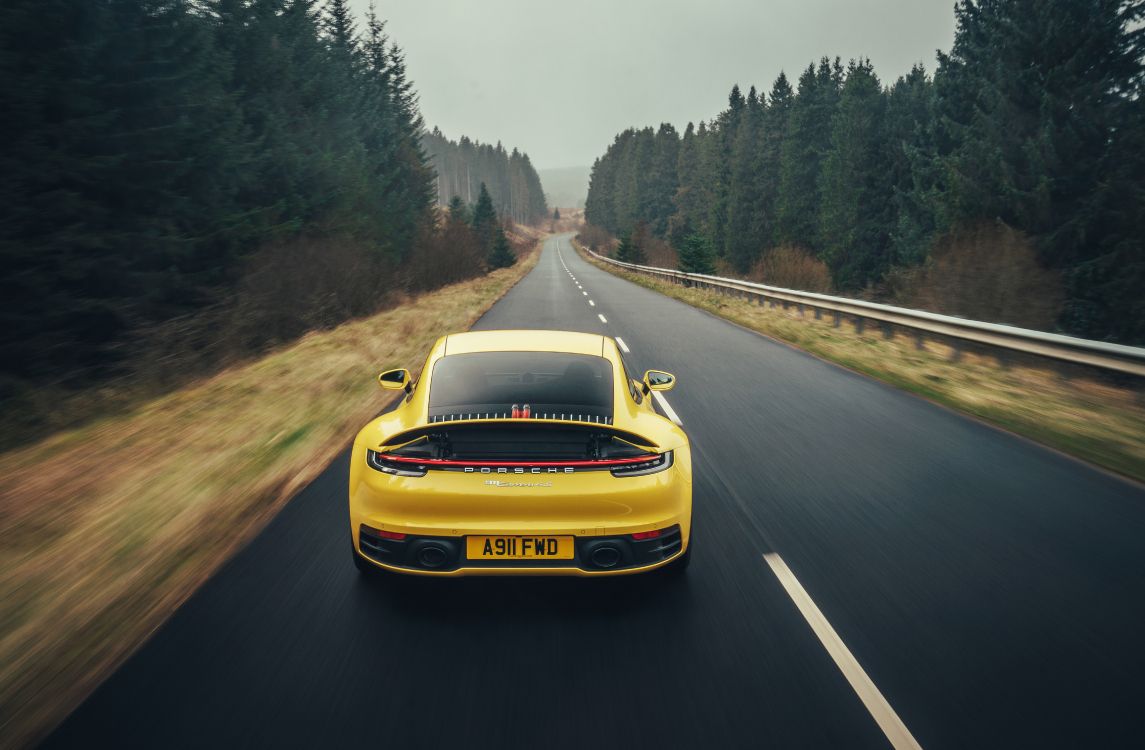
[356,524,686,577]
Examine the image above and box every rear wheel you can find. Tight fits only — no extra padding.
[660,537,692,576]
[352,540,383,578]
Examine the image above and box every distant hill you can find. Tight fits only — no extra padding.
[538,166,590,209]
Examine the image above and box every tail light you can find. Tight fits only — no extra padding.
[631,529,662,540]
[609,451,673,477]
[366,449,428,477]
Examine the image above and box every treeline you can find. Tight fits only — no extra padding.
[0,0,531,433]
[422,128,548,224]
[585,0,1145,343]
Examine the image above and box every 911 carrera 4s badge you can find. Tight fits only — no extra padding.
[483,480,553,488]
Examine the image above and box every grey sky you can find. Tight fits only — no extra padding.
[351,1,957,170]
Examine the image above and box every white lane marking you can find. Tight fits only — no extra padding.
[762,553,924,750]
[615,337,630,353]
[598,314,608,324]
[583,291,588,296]
[588,300,595,307]
[651,391,682,426]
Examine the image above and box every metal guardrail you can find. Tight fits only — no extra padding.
[585,248,1145,378]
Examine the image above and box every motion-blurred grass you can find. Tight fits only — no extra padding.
[0,245,539,748]
[578,244,1145,484]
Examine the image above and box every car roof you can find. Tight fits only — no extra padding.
[443,330,607,357]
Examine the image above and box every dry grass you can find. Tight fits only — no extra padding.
[576,243,1145,483]
[0,244,540,749]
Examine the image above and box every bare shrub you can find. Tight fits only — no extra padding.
[901,222,1064,330]
[405,217,485,292]
[641,234,678,269]
[130,233,400,389]
[747,245,833,292]
[577,223,614,253]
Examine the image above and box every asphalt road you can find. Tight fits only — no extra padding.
[45,235,1145,749]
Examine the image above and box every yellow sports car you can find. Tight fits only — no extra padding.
[349,330,692,577]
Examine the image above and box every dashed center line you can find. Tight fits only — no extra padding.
[651,391,682,426]
[762,553,924,750]
[588,300,595,307]
[597,314,607,324]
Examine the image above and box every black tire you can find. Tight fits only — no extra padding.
[352,541,381,578]
[660,537,692,576]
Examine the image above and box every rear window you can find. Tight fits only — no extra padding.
[428,352,613,421]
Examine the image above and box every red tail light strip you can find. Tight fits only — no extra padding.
[379,454,660,468]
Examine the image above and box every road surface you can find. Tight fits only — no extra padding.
[45,234,1145,749]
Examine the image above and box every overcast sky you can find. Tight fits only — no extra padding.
[350,0,957,170]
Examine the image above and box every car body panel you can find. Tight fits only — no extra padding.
[349,330,692,577]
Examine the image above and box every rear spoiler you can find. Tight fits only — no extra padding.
[377,419,659,453]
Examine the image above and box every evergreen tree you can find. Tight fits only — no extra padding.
[936,0,1144,339]
[678,234,716,275]
[777,58,843,251]
[471,182,499,251]
[725,86,767,272]
[615,233,636,263]
[448,195,470,223]
[760,72,795,247]
[668,122,705,246]
[553,208,561,221]
[487,228,516,269]
[818,59,894,289]
[886,65,940,267]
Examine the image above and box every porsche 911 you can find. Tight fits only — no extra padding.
[348,330,692,577]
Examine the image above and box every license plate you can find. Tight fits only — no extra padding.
[466,535,574,560]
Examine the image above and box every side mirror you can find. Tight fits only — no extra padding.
[643,370,676,393]
[378,368,412,392]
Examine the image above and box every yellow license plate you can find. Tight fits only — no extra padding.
[466,536,574,560]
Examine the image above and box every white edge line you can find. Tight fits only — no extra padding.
[651,391,682,426]
[597,314,608,324]
[615,337,630,353]
[762,553,923,750]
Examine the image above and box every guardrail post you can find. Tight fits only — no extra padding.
[855,317,865,335]
[914,332,926,351]
[881,322,893,340]
[797,303,805,317]
[833,311,841,328]
[770,298,778,309]
[814,308,822,320]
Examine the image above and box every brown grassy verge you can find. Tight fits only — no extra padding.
[0,242,540,749]
[575,242,1145,484]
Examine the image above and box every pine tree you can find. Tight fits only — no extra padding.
[725,86,766,272]
[678,234,716,274]
[886,65,939,268]
[471,182,499,252]
[668,122,705,246]
[818,59,894,289]
[936,0,1144,339]
[487,228,516,269]
[615,233,636,262]
[448,195,470,223]
[760,72,795,247]
[777,58,844,251]
[553,208,561,221]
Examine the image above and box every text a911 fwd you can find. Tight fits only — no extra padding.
[348,330,692,577]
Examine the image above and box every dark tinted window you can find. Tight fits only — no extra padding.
[429,352,613,420]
